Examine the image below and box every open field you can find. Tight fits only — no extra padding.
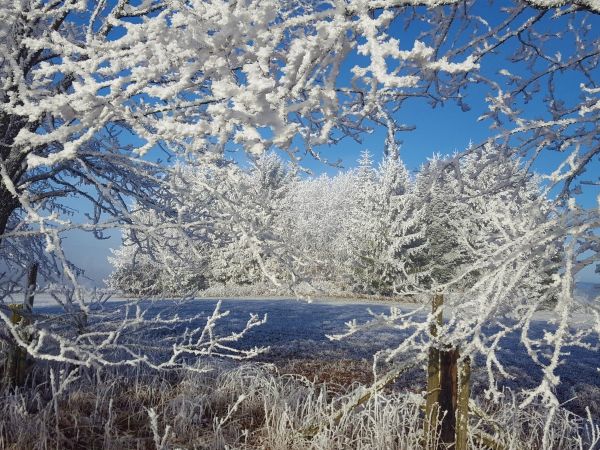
[0,296,596,449]
[31,296,600,418]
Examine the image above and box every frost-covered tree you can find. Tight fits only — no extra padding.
[332,145,587,444]
[280,171,358,287]
[2,0,597,298]
[371,154,425,294]
[411,155,473,288]
[2,0,598,276]
[410,146,561,295]
[108,153,299,291]
[4,0,594,263]
[345,150,381,292]
[107,209,210,296]
[105,160,228,295]
[208,153,298,286]
[276,151,414,294]
[346,151,423,294]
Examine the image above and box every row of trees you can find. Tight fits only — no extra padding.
[1,0,595,302]
[108,146,561,301]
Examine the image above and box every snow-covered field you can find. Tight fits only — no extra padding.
[31,294,597,361]
[29,295,599,413]
[174,297,600,418]
[0,293,592,449]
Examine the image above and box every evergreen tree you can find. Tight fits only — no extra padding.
[410,145,562,298]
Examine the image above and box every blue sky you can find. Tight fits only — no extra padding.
[58,0,599,286]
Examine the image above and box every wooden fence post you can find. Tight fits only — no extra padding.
[439,347,459,446]
[455,356,471,450]
[424,293,444,450]
[423,294,471,450]
[4,305,22,386]
[3,262,38,387]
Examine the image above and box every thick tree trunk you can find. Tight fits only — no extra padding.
[1,108,33,247]
[0,186,19,247]
[0,188,13,231]
[0,108,23,244]
[0,165,28,387]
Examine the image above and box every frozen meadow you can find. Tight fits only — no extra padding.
[31,294,599,416]
[0,293,592,449]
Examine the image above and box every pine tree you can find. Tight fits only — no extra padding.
[409,145,562,297]
[208,153,297,286]
[378,155,428,294]
[346,150,381,293]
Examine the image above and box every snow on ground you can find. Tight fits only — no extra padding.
[22,294,598,415]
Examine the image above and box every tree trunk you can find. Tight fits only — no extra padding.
[0,183,19,247]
